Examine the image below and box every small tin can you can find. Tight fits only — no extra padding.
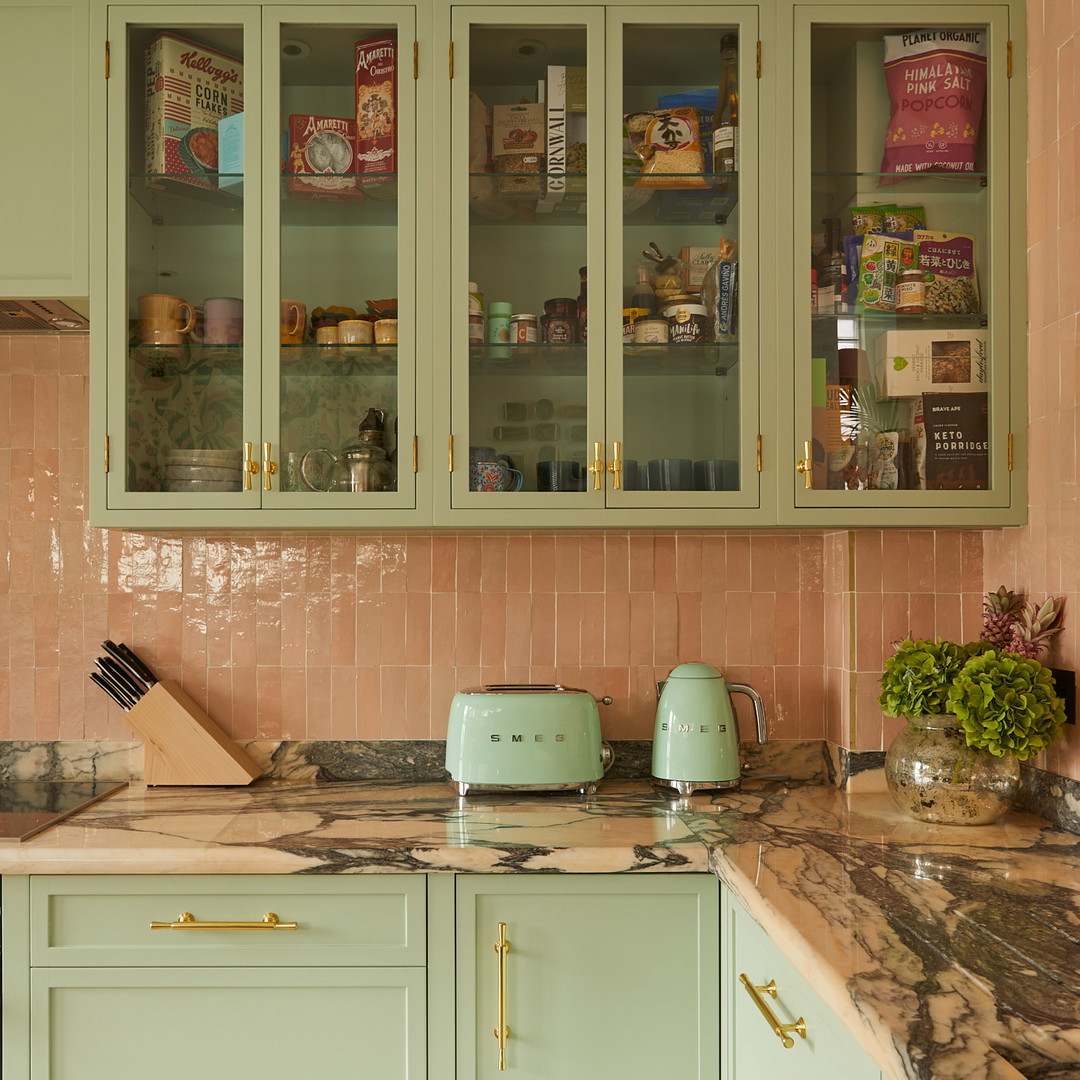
[634,317,669,344]
[664,300,707,344]
[510,314,538,343]
[468,313,485,343]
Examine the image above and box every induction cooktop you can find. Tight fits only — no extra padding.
[0,780,127,841]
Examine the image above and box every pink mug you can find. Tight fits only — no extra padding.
[203,296,244,345]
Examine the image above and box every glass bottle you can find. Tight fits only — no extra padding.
[577,266,587,344]
[712,35,738,186]
[629,263,657,315]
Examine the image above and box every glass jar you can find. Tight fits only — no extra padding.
[896,266,927,315]
[541,298,577,344]
[510,314,538,343]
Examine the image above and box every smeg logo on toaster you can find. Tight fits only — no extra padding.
[660,723,728,733]
[489,733,567,742]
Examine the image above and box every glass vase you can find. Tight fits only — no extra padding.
[884,714,1020,826]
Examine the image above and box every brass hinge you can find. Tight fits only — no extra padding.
[413,40,418,79]
[1007,40,1013,78]
[756,41,762,79]
[756,434,763,472]
[412,435,419,473]
[449,40,454,79]
[1008,432,1014,470]
[105,40,110,79]
[448,433,454,471]
[104,435,110,473]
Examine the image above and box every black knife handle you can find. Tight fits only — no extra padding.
[89,671,132,711]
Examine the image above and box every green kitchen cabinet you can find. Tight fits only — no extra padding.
[0,0,90,302]
[87,0,1027,529]
[721,885,883,1080]
[454,874,720,1079]
[3,875,428,1080]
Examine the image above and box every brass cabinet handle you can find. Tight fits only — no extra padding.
[739,974,806,1048]
[243,441,260,491]
[588,441,605,491]
[493,921,510,1070]
[795,439,813,489]
[263,442,278,491]
[150,911,298,931]
[607,440,623,490]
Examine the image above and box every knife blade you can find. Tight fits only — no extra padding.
[96,656,145,704]
[116,641,158,688]
[102,640,155,692]
[89,668,138,710]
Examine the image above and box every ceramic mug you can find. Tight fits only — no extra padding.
[280,299,306,345]
[202,296,243,345]
[694,458,739,491]
[470,460,524,492]
[138,293,196,334]
[648,458,694,491]
[339,319,375,346]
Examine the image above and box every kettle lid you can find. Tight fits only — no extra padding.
[666,661,722,680]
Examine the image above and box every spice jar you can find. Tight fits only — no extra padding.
[541,298,577,344]
[895,267,927,315]
[510,314,538,343]
[634,317,669,344]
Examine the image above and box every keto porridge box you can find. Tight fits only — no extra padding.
[145,32,243,191]
[354,34,397,186]
[287,115,363,201]
[873,328,988,400]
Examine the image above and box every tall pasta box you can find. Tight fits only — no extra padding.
[145,32,243,191]
[354,34,396,186]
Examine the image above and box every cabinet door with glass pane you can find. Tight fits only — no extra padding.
[606,5,763,522]
[96,5,262,524]
[783,3,1025,526]
[261,5,422,522]
[445,5,608,524]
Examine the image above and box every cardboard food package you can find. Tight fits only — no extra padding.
[493,102,545,199]
[145,32,243,191]
[354,35,396,187]
[873,329,988,400]
[287,114,363,201]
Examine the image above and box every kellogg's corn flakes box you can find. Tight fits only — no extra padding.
[354,34,396,187]
[145,32,243,191]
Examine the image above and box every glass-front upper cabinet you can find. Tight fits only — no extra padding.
[607,8,760,517]
[445,5,761,524]
[263,8,417,514]
[786,6,1024,525]
[96,5,418,525]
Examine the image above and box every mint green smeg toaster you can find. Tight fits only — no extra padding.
[445,684,613,796]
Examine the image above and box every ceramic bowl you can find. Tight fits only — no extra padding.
[163,464,244,482]
[163,478,243,493]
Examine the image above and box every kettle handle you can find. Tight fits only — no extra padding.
[727,684,767,744]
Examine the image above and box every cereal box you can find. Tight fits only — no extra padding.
[286,115,363,201]
[354,35,396,186]
[873,329,988,400]
[145,32,243,191]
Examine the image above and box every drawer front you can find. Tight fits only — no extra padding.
[30,875,426,967]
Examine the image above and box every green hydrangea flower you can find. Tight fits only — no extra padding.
[879,638,978,718]
[946,650,1066,760]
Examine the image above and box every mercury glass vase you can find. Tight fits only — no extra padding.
[884,713,1020,826]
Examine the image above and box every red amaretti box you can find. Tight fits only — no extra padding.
[354,34,396,186]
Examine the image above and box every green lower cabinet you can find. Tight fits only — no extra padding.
[721,887,881,1080]
[32,968,425,1080]
[455,874,719,1080]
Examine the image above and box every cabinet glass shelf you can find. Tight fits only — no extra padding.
[811,312,987,325]
[623,343,740,377]
[468,344,587,375]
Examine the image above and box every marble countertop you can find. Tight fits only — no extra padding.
[1,778,1077,1080]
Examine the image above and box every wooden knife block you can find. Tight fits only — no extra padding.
[123,680,262,786]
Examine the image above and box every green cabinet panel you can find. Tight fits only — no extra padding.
[31,967,426,1080]
[0,0,89,298]
[721,886,881,1080]
[455,874,719,1080]
[29,874,426,967]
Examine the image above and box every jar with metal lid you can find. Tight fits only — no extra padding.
[895,266,926,315]
[541,298,577,344]
[634,317,669,344]
[510,314,538,343]
[663,299,707,344]
[468,313,485,343]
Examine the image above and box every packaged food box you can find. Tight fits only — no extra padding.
[922,391,989,489]
[873,329,988,400]
[544,66,586,200]
[493,103,545,199]
[286,114,363,201]
[145,32,243,191]
[216,112,244,193]
[354,35,396,186]
[680,246,720,290]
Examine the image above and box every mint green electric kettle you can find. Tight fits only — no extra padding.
[650,662,767,796]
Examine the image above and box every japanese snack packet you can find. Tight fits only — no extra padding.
[624,107,710,189]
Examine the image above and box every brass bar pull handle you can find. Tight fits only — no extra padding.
[739,974,806,1049]
[493,921,510,1070]
[243,441,259,491]
[263,442,278,491]
[795,439,813,490]
[607,440,623,490]
[588,441,605,491]
[150,911,298,931]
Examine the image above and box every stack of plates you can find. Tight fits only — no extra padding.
[162,449,244,492]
